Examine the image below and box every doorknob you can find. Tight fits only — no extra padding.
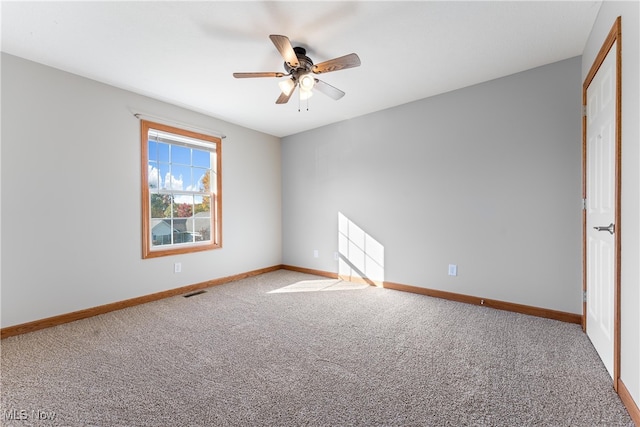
[593,223,615,235]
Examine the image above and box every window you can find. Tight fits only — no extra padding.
[141,120,222,258]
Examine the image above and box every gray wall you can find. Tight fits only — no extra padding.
[1,53,282,327]
[282,56,583,314]
[582,0,640,410]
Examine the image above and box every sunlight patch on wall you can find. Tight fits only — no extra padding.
[338,212,385,286]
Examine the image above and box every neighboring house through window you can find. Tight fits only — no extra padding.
[141,120,222,258]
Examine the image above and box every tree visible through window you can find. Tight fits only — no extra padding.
[141,120,222,258]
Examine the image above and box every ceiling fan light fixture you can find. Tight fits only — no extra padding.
[299,88,313,100]
[299,73,315,91]
[278,78,296,96]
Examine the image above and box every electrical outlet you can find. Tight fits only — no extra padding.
[334,251,339,261]
[174,262,182,273]
[448,264,457,276]
[313,250,319,258]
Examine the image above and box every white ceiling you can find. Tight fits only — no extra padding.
[1,1,602,137]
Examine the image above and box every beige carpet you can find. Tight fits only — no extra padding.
[0,270,633,426]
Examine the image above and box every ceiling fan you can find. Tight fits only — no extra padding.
[233,35,361,105]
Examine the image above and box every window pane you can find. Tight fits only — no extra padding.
[148,140,158,161]
[193,149,210,168]
[148,162,160,189]
[150,194,172,219]
[193,168,208,192]
[169,164,190,190]
[157,142,169,163]
[194,195,209,215]
[172,145,190,166]
[174,195,194,218]
[151,219,172,246]
[159,163,170,190]
[172,218,191,244]
[192,215,211,241]
[166,165,184,190]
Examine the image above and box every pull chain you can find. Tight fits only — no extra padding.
[297,89,310,112]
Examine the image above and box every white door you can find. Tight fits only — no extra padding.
[585,41,617,378]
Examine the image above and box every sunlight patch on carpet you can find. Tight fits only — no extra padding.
[268,279,370,293]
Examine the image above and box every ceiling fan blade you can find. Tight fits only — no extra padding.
[314,79,345,100]
[269,34,299,68]
[233,72,285,78]
[313,53,361,74]
[276,90,293,104]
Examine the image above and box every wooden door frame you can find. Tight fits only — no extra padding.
[582,16,622,392]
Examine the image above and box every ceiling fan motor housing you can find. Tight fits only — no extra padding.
[285,47,314,80]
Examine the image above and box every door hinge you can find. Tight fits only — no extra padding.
[583,290,587,303]
[582,198,587,210]
[582,105,587,117]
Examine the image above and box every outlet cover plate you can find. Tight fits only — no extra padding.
[448,264,457,276]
